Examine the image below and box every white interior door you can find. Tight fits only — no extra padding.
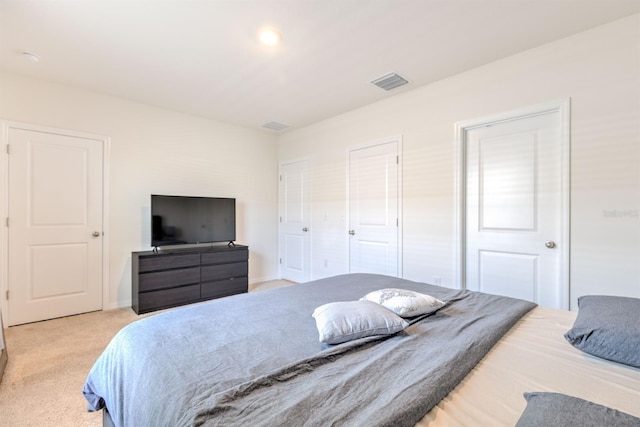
[279,160,311,283]
[463,105,568,309]
[349,140,400,277]
[7,127,104,325]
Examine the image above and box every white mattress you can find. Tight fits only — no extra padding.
[416,306,640,426]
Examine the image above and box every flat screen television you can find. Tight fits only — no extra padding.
[151,195,236,248]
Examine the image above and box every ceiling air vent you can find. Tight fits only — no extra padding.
[262,121,289,131]
[371,72,409,91]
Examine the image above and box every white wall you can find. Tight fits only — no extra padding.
[0,15,637,313]
[278,15,640,309]
[0,72,280,309]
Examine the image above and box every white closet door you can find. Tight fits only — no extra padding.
[279,160,311,283]
[465,110,565,308]
[349,140,399,277]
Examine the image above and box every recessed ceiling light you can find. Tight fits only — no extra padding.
[21,51,41,63]
[259,28,281,47]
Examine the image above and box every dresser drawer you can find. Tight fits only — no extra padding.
[138,284,200,313]
[201,262,248,282]
[139,253,200,273]
[139,267,200,292]
[201,249,247,265]
[201,277,248,300]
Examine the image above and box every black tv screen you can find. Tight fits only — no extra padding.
[151,195,236,247]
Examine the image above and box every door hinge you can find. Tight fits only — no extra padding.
[279,258,282,264]
[396,155,399,164]
[5,290,8,300]
[396,218,399,226]
[5,145,9,155]
[5,217,8,227]
[279,174,282,182]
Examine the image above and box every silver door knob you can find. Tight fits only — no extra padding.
[93,231,101,237]
[545,241,556,249]
[302,227,309,232]
[348,230,355,235]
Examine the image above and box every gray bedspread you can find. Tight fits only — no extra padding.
[83,273,535,427]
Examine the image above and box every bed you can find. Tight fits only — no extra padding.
[83,273,640,426]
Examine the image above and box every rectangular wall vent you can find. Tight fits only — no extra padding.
[371,72,409,91]
[262,121,289,131]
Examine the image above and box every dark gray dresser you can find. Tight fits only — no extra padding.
[132,245,248,314]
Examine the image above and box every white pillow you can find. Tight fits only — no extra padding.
[312,300,409,345]
[360,288,445,317]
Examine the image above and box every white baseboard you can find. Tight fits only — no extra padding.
[106,300,131,311]
[249,275,279,285]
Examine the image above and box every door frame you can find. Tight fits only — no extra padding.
[453,99,571,308]
[278,158,312,282]
[346,135,403,278]
[0,120,111,326]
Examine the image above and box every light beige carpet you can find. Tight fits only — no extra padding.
[0,280,295,427]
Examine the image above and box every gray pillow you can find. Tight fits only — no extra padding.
[564,295,640,368]
[516,392,640,427]
[312,300,408,345]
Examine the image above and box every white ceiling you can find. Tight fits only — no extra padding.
[1,0,640,133]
